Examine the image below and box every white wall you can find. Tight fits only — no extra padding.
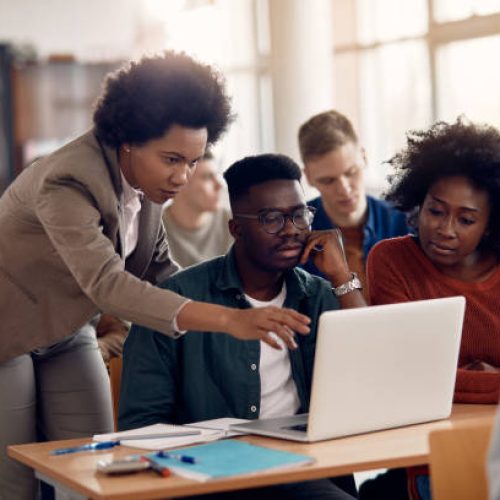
[0,0,149,61]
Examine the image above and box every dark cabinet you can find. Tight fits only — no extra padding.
[0,50,121,192]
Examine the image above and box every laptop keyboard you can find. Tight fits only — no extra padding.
[283,423,308,432]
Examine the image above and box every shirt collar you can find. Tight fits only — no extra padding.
[120,170,144,205]
[314,195,375,236]
[363,195,376,236]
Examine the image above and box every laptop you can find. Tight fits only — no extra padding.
[231,296,465,442]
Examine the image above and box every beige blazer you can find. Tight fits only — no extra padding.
[0,130,187,363]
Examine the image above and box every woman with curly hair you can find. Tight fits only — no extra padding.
[362,117,500,500]
[0,51,310,499]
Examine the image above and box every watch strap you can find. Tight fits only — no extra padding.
[332,272,363,297]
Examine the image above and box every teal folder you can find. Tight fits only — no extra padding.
[146,439,314,481]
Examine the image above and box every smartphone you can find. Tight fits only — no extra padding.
[96,457,150,475]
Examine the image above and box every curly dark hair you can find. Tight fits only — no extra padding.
[224,154,302,207]
[93,51,233,148]
[385,117,500,254]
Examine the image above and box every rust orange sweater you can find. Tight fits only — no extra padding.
[367,235,500,404]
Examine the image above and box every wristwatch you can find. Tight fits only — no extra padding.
[332,272,363,297]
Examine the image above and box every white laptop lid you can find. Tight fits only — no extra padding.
[308,296,465,441]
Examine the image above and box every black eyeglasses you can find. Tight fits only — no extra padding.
[234,206,316,234]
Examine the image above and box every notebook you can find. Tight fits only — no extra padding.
[93,423,222,450]
[231,296,465,442]
[145,439,314,481]
[93,418,249,450]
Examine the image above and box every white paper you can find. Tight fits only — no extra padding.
[93,419,251,451]
[93,423,219,450]
[186,417,250,438]
[118,430,222,451]
[93,423,194,442]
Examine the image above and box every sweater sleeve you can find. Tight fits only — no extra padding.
[366,240,415,305]
[454,369,500,404]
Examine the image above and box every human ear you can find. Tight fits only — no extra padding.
[228,218,242,239]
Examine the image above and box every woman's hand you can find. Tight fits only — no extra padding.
[224,306,310,350]
[177,301,310,350]
[300,229,350,286]
[461,360,500,372]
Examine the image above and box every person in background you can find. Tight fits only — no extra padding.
[365,117,500,500]
[0,52,310,500]
[119,154,366,499]
[95,314,130,365]
[298,109,410,295]
[163,149,233,268]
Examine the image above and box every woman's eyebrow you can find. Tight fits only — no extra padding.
[430,194,480,212]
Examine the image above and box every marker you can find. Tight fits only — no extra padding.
[140,456,171,477]
[156,450,198,464]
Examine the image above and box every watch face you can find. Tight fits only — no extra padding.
[333,273,362,297]
[351,276,362,289]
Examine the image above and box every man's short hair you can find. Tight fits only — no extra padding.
[203,149,214,161]
[298,110,358,163]
[224,154,301,207]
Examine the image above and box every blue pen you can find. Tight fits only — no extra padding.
[50,441,120,455]
[50,430,203,456]
[156,450,198,464]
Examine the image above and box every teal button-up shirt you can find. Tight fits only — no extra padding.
[118,248,341,431]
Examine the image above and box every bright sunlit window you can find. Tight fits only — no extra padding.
[436,34,500,126]
[333,0,500,193]
[433,0,500,21]
[141,0,268,169]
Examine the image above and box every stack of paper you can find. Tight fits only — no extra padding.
[93,418,250,451]
[93,423,221,450]
[145,439,315,481]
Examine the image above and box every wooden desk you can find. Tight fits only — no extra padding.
[8,404,495,500]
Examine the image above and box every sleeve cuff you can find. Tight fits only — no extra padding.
[171,300,191,338]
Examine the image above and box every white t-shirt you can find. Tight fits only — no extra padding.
[245,283,301,419]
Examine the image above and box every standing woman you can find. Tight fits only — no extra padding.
[0,51,309,499]
[364,117,500,500]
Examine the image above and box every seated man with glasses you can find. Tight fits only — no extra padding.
[119,154,365,499]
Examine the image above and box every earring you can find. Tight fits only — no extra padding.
[124,146,131,153]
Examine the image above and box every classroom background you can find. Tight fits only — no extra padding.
[1,0,499,196]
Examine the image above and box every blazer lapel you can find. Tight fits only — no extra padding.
[125,198,162,278]
[95,132,126,259]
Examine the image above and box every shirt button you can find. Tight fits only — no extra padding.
[250,405,257,413]
[250,363,257,371]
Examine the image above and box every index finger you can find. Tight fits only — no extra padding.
[279,308,311,335]
[300,233,323,264]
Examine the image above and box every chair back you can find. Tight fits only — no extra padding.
[108,356,122,431]
[429,419,494,500]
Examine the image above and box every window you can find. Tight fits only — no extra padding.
[333,0,500,193]
[433,0,500,22]
[149,0,271,168]
[436,35,500,125]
